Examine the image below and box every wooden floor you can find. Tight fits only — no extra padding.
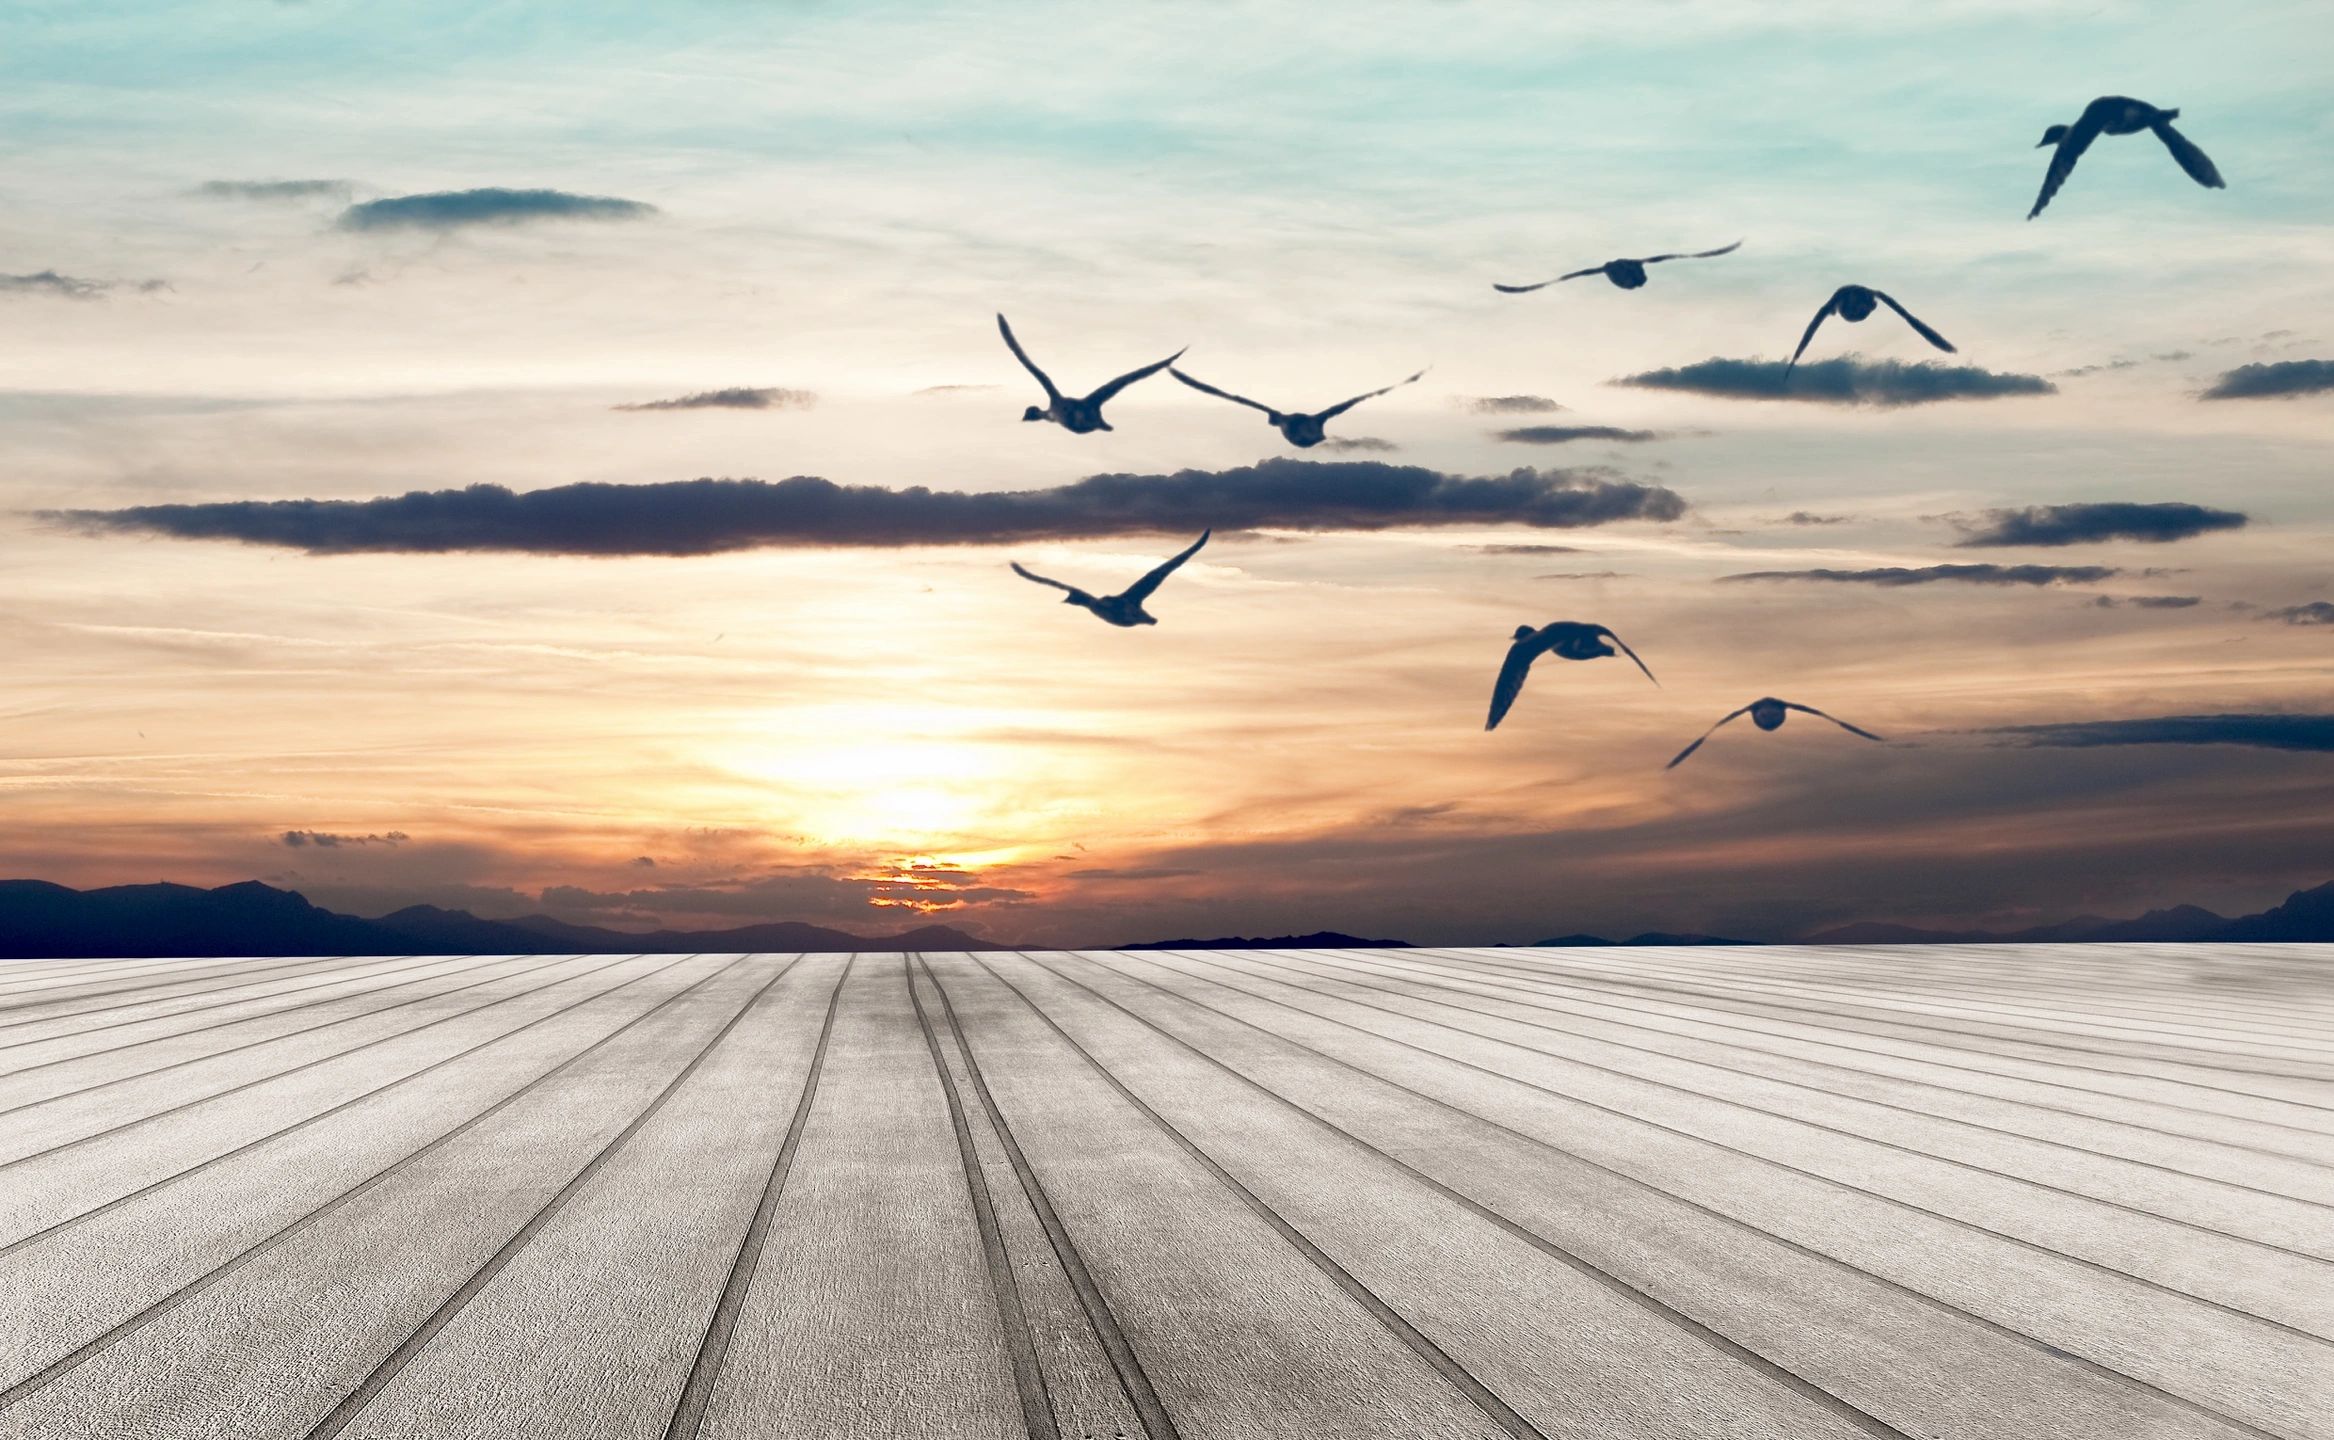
[0,946,2327,1439]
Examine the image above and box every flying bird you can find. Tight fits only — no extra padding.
[1495,241,1741,294]
[1666,697,1884,769]
[997,313,1183,433]
[1786,285,1955,375]
[1484,622,1657,731]
[1169,366,1426,448]
[1011,530,1211,628]
[2029,97,2224,220]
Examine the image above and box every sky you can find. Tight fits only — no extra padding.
[2,0,2331,945]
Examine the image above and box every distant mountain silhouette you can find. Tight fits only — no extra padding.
[1799,883,2334,944]
[1124,931,1412,950]
[0,879,1003,959]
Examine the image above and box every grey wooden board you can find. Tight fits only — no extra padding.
[0,944,2324,1440]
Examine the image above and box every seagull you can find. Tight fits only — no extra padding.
[2029,97,2224,220]
[998,314,1183,433]
[1484,622,1657,731]
[1786,285,1955,375]
[1169,366,1426,448]
[1495,241,1741,294]
[1011,531,1211,628]
[1666,697,1884,769]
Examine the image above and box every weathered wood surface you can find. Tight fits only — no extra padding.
[0,944,2326,1439]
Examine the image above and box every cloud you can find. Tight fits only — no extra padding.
[1496,425,1660,445]
[1987,714,2334,754]
[195,179,352,202]
[614,387,816,412]
[1462,395,1565,414]
[2091,595,2201,609]
[1535,570,1631,581]
[54,459,1689,556]
[1316,436,1398,453]
[1467,543,1581,555]
[913,383,1001,395]
[631,855,657,868]
[1066,867,1203,882]
[1615,356,2056,407]
[2200,360,2334,400]
[2057,350,2193,378]
[337,187,659,232]
[1720,564,2118,588]
[1951,501,2248,548]
[1,270,167,300]
[2263,601,2334,626]
[282,829,410,848]
[1767,511,1853,527]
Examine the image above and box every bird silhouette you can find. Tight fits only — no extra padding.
[1011,531,1211,627]
[2029,97,2224,220]
[1485,622,1657,731]
[1495,241,1741,293]
[1786,285,1955,375]
[1666,697,1884,769]
[998,314,1183,433]
[1169,366,1425,448]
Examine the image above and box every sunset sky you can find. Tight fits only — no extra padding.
[3,0,2331,944]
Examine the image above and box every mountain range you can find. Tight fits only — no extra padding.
[1,876,2330,959]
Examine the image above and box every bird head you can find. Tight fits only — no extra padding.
[2037,124,2069,148]
[1511,625,1539,642]
[1021,405,1046,422]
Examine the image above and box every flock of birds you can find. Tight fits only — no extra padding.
[999,96,2224,767]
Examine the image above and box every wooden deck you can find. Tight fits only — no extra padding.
[0,944,2327,1439]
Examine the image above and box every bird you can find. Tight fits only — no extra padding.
[1665,697,1884,769]
[1168,366,1426,448]
[997,314,1183,433]
[1786,285,1955,375]
[1011,531,1211,627]
[1484,622,1657,731]
[2029,97,2224,220]
[1495,241,1741,293]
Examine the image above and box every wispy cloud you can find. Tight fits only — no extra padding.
[1766,511,1853,527]
[195,179,352,202]
[53,459,1688,556]
[614,387,816,412]
[1,270,167,300]
[337,187,658,232]
[1988,714,2334,753]
[1316,436,1398,453]
[1496,425,1660,445]
[2091,595,2201,609]
[1616,356,2056,407]
[1721,563,2118,587]
[1461,395,1565,414]
[282,829,410,848]
[2200,359,2334,400]
[1951,501,2247,548]
[2263,601,2334,626]
[1467,543,1581,555]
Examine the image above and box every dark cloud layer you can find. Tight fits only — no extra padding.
[2265,601,2334,626]
[1989,714,2334,753]
[1462,395,1564,414]
[2092,595,2201,609]
[1953,501,2248,548]
[196,179,352,202]
[54,459,1687,556]
[338,187,659,232]
[1615,356,2056,407]
[614,387,816,412]
[1721,563,2118,587]
[1496,425,1659,445]
[2200,359,2334,400]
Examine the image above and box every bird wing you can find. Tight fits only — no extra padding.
[1786,293,1841,372]
[1641,239,1743,265]
[1871,290,1957,354]
[1170,367,1277,415]
[1086,348,1187,407]
[995,314,1061,401]
[1121,529,1209,604]
[1594,626,1659,686]
[1783,701,1886,742]
[1010,562,1090,603]
[1484,637,1539,731]
[2151,119,2225,190]
[1664,705,1754,769]
[2028,108,2106,219]
[1315,368,1427,422]
[1492,266,1600,293]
